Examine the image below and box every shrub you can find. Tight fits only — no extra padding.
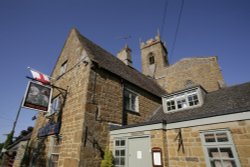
[101,149,114,167]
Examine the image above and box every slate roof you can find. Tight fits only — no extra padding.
[111,82,250,131]
[75,29,166,97]
[150,82,250,123]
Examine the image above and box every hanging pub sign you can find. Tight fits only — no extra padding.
[22,81,52,112]
[38,122,61,137]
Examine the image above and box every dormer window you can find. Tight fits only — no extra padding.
[163,86,205,112]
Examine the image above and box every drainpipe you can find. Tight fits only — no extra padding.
[121,79,127,126]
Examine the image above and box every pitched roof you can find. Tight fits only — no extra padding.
[74,28,166,97]
[7,132,32,149]
[150,81,250,123]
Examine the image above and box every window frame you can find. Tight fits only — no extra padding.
[113,139,126,167]
[46,96,61,117]
[124,89,139,112]
[48,136,62,167]
[200,129,241,167]
[166,99,176,111]
[51,96,61,114]
[163,87,204,113]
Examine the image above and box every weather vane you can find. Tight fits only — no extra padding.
[116,35,131,43]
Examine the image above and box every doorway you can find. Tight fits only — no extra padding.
[128,136,152,167]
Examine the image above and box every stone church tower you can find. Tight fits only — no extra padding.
[140,34,169,79]
[140,34,226,93]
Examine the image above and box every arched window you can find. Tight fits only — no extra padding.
[148,52,155,65]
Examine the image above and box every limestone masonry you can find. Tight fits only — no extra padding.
[14,28,249,167]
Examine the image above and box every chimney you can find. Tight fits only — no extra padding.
[117,44,133,67]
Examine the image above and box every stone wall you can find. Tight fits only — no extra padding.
[157,57,225,93]
[30,28,162,167]
[79,67,162,167]
[50,29,91,167]
[150,129,168,167]
[140,36,168,78]
[12,141,28,167]
[166,120,250,167]
[29,112,51,166]
[29,28,92,167]
[140,35,225,93]
[109,120,250,167]
[166,128,206,167]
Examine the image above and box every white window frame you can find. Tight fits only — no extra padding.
[113,138,126,167]
[176,94,188,109]
[46,96,61,117]
[50,96,61,115]
[48,136,61,167]
[166,98,176,111]
[163,87,204,113]
[124,89,139,112]
[200,129,241,167]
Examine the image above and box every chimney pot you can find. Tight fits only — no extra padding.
[117,45,133,67]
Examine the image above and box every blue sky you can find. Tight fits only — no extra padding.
[0,0,250,143]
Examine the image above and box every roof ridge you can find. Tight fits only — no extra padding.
[208,81,250,95]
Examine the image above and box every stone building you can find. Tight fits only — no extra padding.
[27,28,250,167]
[111,82,250,167]
[28,28,165,167]
[1,132,32,167]
[140,35,225,93]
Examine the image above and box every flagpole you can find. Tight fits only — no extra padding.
[11,97,24,137]
[1,97,24,164]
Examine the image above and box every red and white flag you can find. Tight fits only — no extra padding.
[29,68,50,84]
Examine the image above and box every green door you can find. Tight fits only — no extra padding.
[128,137,152,167]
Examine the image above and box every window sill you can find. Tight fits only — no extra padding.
[165,103,203,113]
[126,109,140,116]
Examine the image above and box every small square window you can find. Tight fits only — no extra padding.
[167,100,176,111]
[188,94,199,106]
[120,140,125,146]
[216,133,229,142]
[177,98,187,109]
[204,133,216,143]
